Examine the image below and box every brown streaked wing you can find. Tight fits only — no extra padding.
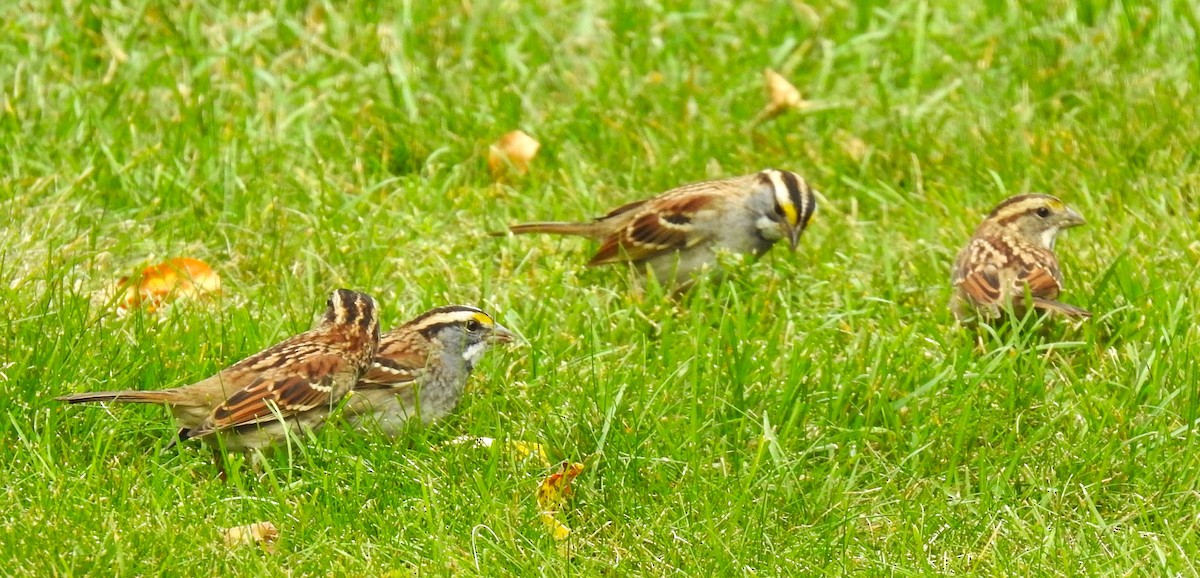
[357,332,432,390]
[955,262,1003,306]
[953,239,1003,306]
[357,356,426,390]
[1015,260,1064,301]
[187,353,348,438]
[588,191,718,265]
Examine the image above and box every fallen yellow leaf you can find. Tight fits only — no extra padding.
[536,461,585,541]
[755,69,808,124]
[487,130,540,178]
[222,521,278,552]
[439,435,550,466]
[118,257,221,313]
[539,513,572,541]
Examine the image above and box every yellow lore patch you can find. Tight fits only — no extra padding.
[782,202,798,226]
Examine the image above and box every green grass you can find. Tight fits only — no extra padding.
[3,0,1199,574]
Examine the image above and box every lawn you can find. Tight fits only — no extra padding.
[2,0,1199,575]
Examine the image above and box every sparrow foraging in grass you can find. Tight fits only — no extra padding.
[500,169,817,285]
[345,306,515,436]
[57,289,380,458]
[950,193,1091,321]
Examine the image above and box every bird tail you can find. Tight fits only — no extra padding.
[495,222,602,238]
[1029,297,1092,318]
[56,390,184,405]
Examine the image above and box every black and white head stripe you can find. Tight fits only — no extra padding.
[760,169,817,229]
[405,305,494,338]
[324,289,378,332]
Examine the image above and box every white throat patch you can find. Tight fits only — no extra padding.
[756,215,783,240]
[1041,227,1058,249]
[462,341,487,365]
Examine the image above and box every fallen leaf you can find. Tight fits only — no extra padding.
[222,521,278,552]
[487,130,540,178]
[439,435,549,466]
[835,130,870,162]
[754,69,809,124]
[539,513,572,541]
[117,257,221,313]
[509,440,549,465]
[536,461,585,540]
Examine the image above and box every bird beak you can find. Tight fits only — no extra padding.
[489,324,520,345]
[1063,208,1086,228]
[786,224,803,251]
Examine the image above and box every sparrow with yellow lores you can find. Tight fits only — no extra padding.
[500,169,817,284]
[951,193,1091,321]
[345,306,515,436]
[57,289,381,458]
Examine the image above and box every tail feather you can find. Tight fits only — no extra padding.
[497,222,603,238]
[1029,297,1092,318]
[56,390,183,405]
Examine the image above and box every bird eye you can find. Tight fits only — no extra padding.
[465,320,482,332]
[774,204,786,217]
[1036,207,1051,218]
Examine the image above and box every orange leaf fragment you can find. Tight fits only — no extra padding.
[536,461,585,540]
[222,521,278,552]
[118,257,221,312]
[755,69,808,124]
[487,130,540,178]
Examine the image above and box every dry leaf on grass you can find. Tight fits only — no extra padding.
[487,130,540,178]
[439,435,549,466]
[536,461,585,540]
[754,69,809,125]
[222,521,278,552]
[116,257,221,313]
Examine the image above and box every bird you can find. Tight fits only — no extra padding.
[950,193,1091,321]
[499,169,818,284]
[344,305,515,436]
[57,288,381,456]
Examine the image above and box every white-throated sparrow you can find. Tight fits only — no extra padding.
[951,193,1091,321]
[57,289,381,453]
[345,305,515,436]
[501,169,817,283]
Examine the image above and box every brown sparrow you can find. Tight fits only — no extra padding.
[501,169,817,284]
[951,193,1091,321]
[57,289,381,453]
[345,306,515,436]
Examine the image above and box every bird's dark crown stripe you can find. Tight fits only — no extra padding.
[354,294,377,334]
[414,321,468,337]
[781,170,816,227]
[323,290,378,332]
[761,169,815,228]
[326,289,356,324]
[341,293,361,326]
[987,194,1064,222]
[406,306,489,337]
